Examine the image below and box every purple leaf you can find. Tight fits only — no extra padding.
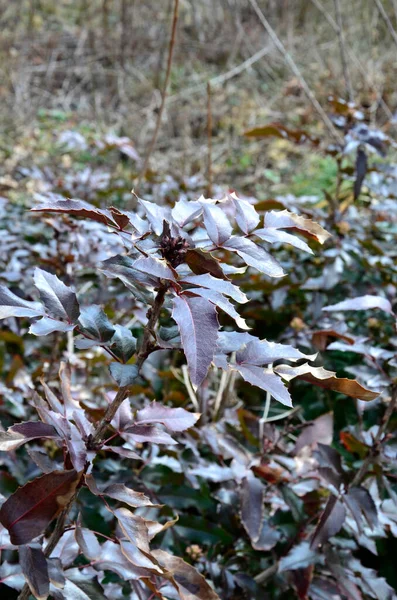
[344,487,377,532]
[240,473,264,543]
[130,256,177,282]
[231,193,260,234]
[236,339,317,366]
[136,401,200,432]
[278,542,319,572]
[172,294,219,387]
[123,424,177,445]
[34,268,80,323]
[113,507,150,552]
[323,295,394,315]
[172,198,202,226]
[120,539,162,572]
[255,227,313,254]
[252,521,281,551]
[188,287,250,330]
[103,484,160,508]
[224,236,284,278]
[138,198,171,235]
[31,196,117,227]
[235,364,292,407]
[78,305,115,342]
[46,557,65,588]
[181,273,248,303]
[29,317,74,336]
[354,148,368,200]
[0,422,59,451]
[263,209,331,244]
[0,286,44,319]
[294,413,334,454]
[100,255,159,288]
[201,202,232,246]
[75,519,101,560]
[19,544,49,599]
[152,549,221,600]
[311,495,346,548]
[109,363,139,387]
[0,470,80,545]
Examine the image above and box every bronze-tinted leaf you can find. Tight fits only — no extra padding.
[185,249,227,280]
[152,549,220,600]
[19,544,49,600]
[0,470,80,545]
[275,363,379,401]
[31,196,117,227]
[263,210,331,244]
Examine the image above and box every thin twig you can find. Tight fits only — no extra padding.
[309,0,394,121]
[373,0,397,48]
[181,365,200,411]
[333,0,354,101]
[137,0,179,186]
[88,284,168,448]
[352,384,397,486]
[248,0,343,145]
[213,368,229,418]
[206,81,213,198]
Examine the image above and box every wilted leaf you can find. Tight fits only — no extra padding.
[34,268,80,323]
[152,549,220,600]
[275,363,380,401]
[19,544,49,600]
[323,295,394,315]
[0,470,80,545]
[136,402,200,432]
[235,364,292,407]
[172,294,219,387]
[109,363,139,387]
[311,495,346,548]
[0,286,44,319]
[263,210,331,244]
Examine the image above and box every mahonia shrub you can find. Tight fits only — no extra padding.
[0,193,385,600]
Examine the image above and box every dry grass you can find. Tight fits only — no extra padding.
[1,0,397,183]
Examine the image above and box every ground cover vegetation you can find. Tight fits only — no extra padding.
[0,1,396,599]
